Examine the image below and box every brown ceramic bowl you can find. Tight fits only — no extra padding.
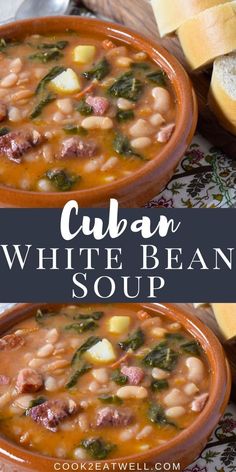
[0,16,198,208]
[0,302,231,471]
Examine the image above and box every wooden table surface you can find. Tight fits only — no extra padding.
[82,0,236,160]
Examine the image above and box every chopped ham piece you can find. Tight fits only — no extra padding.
[27,399,77,432]
[191,393,209,412]
[157,123,175,143]
[121,366,144,386]
[0,333,24,351]
[60,137,97,159]
[16,368,43,394]
[0,129,43,163]
[0,375,10,385]
[85,96,109,116]
[0,101,7,122]
[96,407,133,427]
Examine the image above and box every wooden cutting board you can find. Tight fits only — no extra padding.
[82,0,236,159]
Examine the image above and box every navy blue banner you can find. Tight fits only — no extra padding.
[0,201,235,302]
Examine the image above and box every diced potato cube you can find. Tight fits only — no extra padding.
[85,339,116,364]
[109,316,131,334]
[73,45,96,64]
[50,68,81,94]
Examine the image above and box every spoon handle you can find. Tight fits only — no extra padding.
[0,17,15,25]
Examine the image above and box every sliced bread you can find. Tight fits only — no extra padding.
[211,304,236,339]
[178,1,236,70]
[151,0,231,38]
[209,53,236,135]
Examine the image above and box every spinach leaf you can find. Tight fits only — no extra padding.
[82,58,111,81]
[0,38,21,53]
[108,72,144,102]
[37,41,69,51]
[64,319,98,334]
[0,39,6,52]
[28,396,47,409]
[111,369,128,385]
[35,309,57,324]
[76,99,93,116]
[45,169,80,192]
[165,333,185,342]
[148,403,176,427]
[30,92,56,119]
[119,328,145,352]
[71,336,102,365]
[0,127,10,137]
[151,379,169,392]
[66,363,92,389]
[116,109,134,123]
[73,311,104,321]
[29,49,63,63]
[35,66,66,95]
[80,438,116,460]
[143,342,179,371]
[98,394,123,405]
[113,132,145,160]
[146,70,167,86]
[63,124,88,136]
[131,62,150,70]
[181,340,202,356]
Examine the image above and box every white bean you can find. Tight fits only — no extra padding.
[152,368,169,380]
[136,426,153,440]
[44,359,70,372]
[117,386,148,400]
[184,383,199,396]
[88,380,100,393]
[165,406,186,418]
[14,395,34,410]
[1,73,18,88]
[116,56,133,67]
[92,368,109,384]
[117,98,135,111]
[152,87,171,115]
[101,156,119,171]
[164,388,189,407]
[74,448,88,460]
[46,328,59,344]
[130,119,153,138]
[78,413,89,432]
[149,113,165,127]
[84,156,104,173]
[9,58,23,74]
[186,357,205,383]
[133,52,148,61]
[168,322,181,331]
[37,178,53,192]
[42,144,53,163]
[150,327,167,338]
[57,98,73,115]
[131,137,151,150]
[37,343,54,358]
[11,89,33,102]
[45,376,58,392]
[81,116,113,130]
[8,106,22,122]
[53,111,64,123]
[29,358,44,369]
[119,425,139,441]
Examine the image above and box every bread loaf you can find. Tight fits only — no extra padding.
[209,53,236,135]
[211,304,236,339]
[151,0,231,37]
[178,1,236,70]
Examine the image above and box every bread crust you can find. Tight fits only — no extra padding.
[178,1,236,70]
[151,0,231,37]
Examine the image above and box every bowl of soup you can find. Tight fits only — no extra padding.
[0,16,197,207]
[0,303,230,471]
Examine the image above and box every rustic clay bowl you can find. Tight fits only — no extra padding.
[0,16,198,208]
[0,302,231,471]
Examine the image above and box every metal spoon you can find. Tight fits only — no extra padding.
[2,0,71,23]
